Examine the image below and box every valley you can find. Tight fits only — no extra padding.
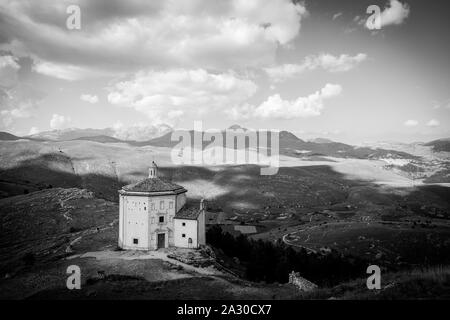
[0,130,449,299]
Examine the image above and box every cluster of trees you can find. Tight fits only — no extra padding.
[206,225,368,286]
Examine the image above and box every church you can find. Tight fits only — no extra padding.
[118,162,205,250]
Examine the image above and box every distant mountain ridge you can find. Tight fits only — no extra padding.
[27,128,115,141]
[424,138,450,152]
[25,125,172,142]
[132,128,416,160]
[71,135,124,143]
[309,138,335,144]
[2,127,448,160]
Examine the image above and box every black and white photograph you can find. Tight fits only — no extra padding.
[0,0,449,309]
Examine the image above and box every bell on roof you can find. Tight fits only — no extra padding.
[149,161,158,179]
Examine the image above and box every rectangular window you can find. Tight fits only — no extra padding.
[159,216,164,223]
[160,201,164,210]
[144,206,146,211]
[182,234,186,238]
[182,222,186,227]
[133,238,138,244]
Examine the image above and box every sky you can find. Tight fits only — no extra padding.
[0,0,449,144]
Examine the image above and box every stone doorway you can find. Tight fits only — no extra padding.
[157,233,165,249]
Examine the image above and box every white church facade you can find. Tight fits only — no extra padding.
[118,162,205,250]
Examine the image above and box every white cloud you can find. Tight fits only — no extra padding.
[108,69,257,124]
[1,0,308,77]
[0,101,34,127]
[332,12,343,20]
[0,55,43,130]
[317,53,367,72]
[366,0,410,29]
[404,119,418,127]
[28,126,39,135]
[0,55,20,87]
[80,94,99,104]
[226,83,342,120]
[265,53,367,82]
[426,119,440,127]
[33,61,113,81]
[432,99,450,110]
[50,114,72,130]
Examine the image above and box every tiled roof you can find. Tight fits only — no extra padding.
[121,177,186,193]
[174,206,202,220]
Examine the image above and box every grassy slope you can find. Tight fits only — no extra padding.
[302,265,450,299]
[0,188,118,276]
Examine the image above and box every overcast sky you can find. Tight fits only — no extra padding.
[0,0,449,144]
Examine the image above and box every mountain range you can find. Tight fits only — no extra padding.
[1,125,449,160]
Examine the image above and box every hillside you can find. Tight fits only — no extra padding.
[0,132,21,141]
[27,128,115,141]
[0,188,118,277]
[71,135,124,143]
[26,125,173,142]
[0,137,449,299]
[132,129,416,160]
[424,138,450,152]
[309,138,335,143]
[0,188,300,300]
[302,265,450,300]
[0,128,426,161]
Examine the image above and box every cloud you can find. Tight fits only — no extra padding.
[226,83,342,120]
[0,54,44,129]
[426,119,440,127]
[80,94,99,104]
[1,103,32,127]
[0,0,308,77]
[33,61,114,81]
[332,12,343,20]
[28,126,39,135]
[0,55,20,87]
[265,53,367,82]
[365,0,410,29]
[107,69,257,124]
[50,114,72,129]
[404,119,418,127]
[432,99,450,110]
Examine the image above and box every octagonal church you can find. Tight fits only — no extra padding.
[118,162,205,250]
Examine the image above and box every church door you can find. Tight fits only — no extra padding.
[157,233,165,249]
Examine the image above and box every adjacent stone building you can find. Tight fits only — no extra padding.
[118,162,205,250]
